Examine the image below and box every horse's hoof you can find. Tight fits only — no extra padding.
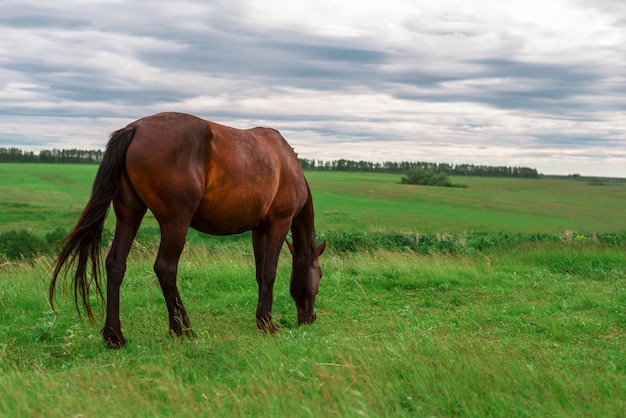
[169,327,197,339]
[256,318,279,336]
[104,334,126,349]
[183,328,198,339]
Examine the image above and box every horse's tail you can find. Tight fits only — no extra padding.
[49,126,136,320]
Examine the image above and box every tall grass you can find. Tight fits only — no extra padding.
[3,224,625,261]
[1,242,625,416]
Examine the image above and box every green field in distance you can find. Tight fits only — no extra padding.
[0,164,624,237]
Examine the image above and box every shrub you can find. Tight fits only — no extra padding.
[401,168,466,188]
[0,230,45,260]
[322,230,626,255]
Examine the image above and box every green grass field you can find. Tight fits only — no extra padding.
[1,163,625,416]
[1,164,625,236]
[0,164,96,233]
[306,171,626,233]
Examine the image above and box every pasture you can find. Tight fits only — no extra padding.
[1,165,625,237]
[1,163,625,416]
[306,171,626,233]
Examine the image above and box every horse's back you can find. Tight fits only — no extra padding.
[123,112,308,235]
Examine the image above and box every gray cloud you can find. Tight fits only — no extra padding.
[0,0,625,176]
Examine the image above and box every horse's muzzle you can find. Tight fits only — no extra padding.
[298,310,317,325]
[296,298,317,325]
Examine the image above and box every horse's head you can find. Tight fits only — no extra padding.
[288,240,326,325]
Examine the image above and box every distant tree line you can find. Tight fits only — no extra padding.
[0,147,539,178]
[298,158,539,178]
[0,147,103,164]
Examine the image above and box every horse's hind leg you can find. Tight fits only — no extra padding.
[103,188,146,348]
[154,223,196,338]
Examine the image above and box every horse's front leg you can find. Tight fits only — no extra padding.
[252,220,290,335]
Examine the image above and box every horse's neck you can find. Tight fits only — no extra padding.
[291,192,316,261]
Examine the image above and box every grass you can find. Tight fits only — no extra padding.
[1,165,626,238]
[0,164,96,232]
[1,243,625,416]
[306,171,626,233]
[1,163,625,416]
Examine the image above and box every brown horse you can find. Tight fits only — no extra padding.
[50,112,326,348]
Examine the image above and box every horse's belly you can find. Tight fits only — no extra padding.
[190,200,265,236]
[189,214,257,236]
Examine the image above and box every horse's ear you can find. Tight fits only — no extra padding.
[286,240,294,255]
[316,240,326,256]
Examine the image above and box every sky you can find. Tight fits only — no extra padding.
[1,0,625,177]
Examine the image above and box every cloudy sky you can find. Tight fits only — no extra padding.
[1,0,625,176]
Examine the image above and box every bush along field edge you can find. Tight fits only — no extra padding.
[1,227,625,262]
